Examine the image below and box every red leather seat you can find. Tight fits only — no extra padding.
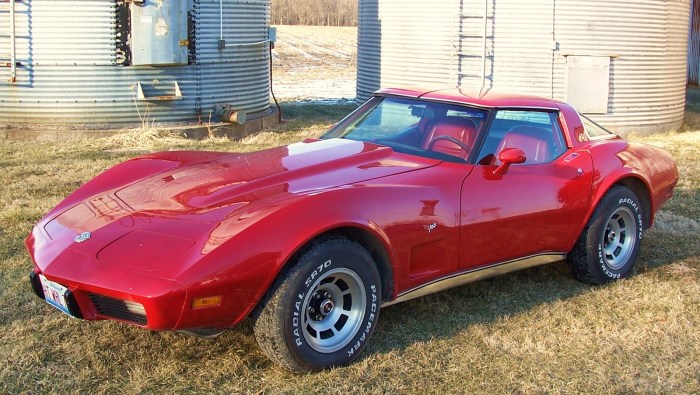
[422,116,478,160]
[496,125,553,164]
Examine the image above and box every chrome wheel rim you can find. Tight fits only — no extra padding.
[602,206,637,270]
[301,268,366,353]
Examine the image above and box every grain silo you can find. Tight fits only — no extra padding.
[0,0,275,130]
[357,0,690,134]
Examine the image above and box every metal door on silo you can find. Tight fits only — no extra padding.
[130,0,188,66]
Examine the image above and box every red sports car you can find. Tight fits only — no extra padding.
[27,87,678,372]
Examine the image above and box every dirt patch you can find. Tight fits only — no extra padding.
[271,25,357,101]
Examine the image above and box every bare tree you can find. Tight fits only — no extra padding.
[271,0,358,26]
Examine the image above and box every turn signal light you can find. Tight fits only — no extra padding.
[192,296,222,310]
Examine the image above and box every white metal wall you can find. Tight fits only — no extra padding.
[357,0,691,134]
[356,0,457,100]
[0,0,271,125]
[554,0,690,133]
[491,0,553,96]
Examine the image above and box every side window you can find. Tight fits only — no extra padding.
[476,110,566,165]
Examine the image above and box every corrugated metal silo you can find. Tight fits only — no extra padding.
[357,0,691,134]
[356,1,457,99]
[0,0,272,126]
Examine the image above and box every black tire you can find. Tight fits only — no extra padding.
[253,237,381,372]
[568,186,645,285]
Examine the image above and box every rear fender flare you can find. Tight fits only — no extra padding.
[584,170,653,234]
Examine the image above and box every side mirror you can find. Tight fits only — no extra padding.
[493,148,526,176]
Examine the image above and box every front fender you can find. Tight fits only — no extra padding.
[171,187,399,328]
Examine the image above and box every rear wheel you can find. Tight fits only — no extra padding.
[254,237,381,372]
[568,186,644,284]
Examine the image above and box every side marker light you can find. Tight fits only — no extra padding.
[192,296,222,310]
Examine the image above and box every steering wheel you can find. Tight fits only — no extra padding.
[426,135,470,154]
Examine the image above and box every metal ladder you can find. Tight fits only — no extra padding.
[457,0,492,94]
[0,0,17,82]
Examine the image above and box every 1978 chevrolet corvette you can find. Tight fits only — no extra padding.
[27,87,678,372]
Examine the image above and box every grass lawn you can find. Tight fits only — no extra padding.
[1,102,699,394]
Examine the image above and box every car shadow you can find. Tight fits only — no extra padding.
[364,261,585,357]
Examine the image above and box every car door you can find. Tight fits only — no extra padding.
[459,109,594,269]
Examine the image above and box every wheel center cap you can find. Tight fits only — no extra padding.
[320,300,334,315]
[608,230,616,242]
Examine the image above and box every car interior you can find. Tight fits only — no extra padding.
[496,125,555,164]
[475,112,565,165]
[421,116,479,160]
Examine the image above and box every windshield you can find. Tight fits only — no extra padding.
[322,96,488,162]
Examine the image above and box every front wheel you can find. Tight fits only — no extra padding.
[568,186,644,284]
[254,238,381,372]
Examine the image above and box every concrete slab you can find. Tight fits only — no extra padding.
[1,107,280,141]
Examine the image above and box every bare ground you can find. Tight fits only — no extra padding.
[272,25,357,101]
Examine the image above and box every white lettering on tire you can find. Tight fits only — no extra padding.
[293,292,304,346]
[347,285,377,357]
[305,259,332,287]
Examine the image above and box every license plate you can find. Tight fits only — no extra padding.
[39,274,73,316]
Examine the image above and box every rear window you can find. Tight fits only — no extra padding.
[494,110,551,125]
[446,109,487,120]
[580,114,614,138]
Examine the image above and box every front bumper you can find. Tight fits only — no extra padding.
[26,221,265,332]
[29,266,187,331]
[27,224,191,330]
[30,270,83,319]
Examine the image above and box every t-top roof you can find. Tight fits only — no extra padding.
[376,86,563,110]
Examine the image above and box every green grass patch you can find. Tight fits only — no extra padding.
[1,104,699,393]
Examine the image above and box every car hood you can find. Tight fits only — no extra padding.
[32,138,438,263]
[113,138,433,217]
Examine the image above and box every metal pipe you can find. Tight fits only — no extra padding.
[551,0,556,98]
[480,0,487,94]
[10,0,16,83]
[269,44,282,124]
[219,0,223,40]
[228,40,270,47]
